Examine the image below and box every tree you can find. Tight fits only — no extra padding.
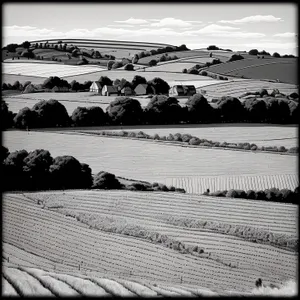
[207,45,219,50]
[185,94,214,123]
[92,171,121,189]
[23,149,54,190]
[147,77,170,95]
[272,52,281,58]
[2,149,29,191]
[107,60,115,70]
[13,107,38,129]
[12,81,21,90]
[124,63,134,71]
[71,106,105,126]
[49,156,92,189]
[69,80,81,91]
[1,101,14,129]
[249,49,259,56]
[228,54,244,62]
[98,76,112,87]
[42,76,69,89]
[182,68,187,73]
[148,59,158,66]
[145,95,182,125]
[32,99,70,127]
[265,98,290,123]
[5,43,19,52]
[106,97,143,125]
[132,54,139,64]
[131,75,147,89]
[1,146,9,163]
[217,96,246,122]
[243,98,267,122]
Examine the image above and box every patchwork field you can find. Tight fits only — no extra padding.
[198,79,298,99]
[3,130,297,193]
[2,62,106,78]
[140,62,200,73]
[2,190,297,295]
[206,58,297,84]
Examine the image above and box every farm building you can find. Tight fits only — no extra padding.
[89,81,102,94]
[102,85,119,96]
[169,85,196,97]
[121,86,133,96]
[134,84,155,96]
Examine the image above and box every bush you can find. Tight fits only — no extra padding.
[167,134,174,141]
[124,63,134,71]
[288,147,298,153]
[153,133,160,140]
[189,137,201,145]
[210,190,227,197]
[249,49,259,56]
[199,70,207,76]
[181,134,193,143]
[148,59,158,67]
[92,171,121,189]
[246,190,256,199]
[226,189,247,198]
[228,54,244,62]
[182,68,187,73]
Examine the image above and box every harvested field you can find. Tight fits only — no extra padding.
[206,58,297,84]
[3,130,297,192]
[2,62,105,78]
[2,191,297,295]
[198,79,298,99]
[2,74,47,85]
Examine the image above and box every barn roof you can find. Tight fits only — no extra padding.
[103,85,118,93]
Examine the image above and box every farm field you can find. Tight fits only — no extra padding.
[3,130,297,192]
[2,74,47,85]
[85,124,298,148]
[206,58,297,84]
[2,191,297,295]
[198,79,298,99]
[140,62,200,73]
[2,62,106,78]
[3,92,161,115]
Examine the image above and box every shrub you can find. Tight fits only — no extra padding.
[288,147,298,153]
[167,134,174,141]
[148,59,158,66]
[226,189,246,198]
[255,190,266,200]
[181,134,192,143]
[189,137,201,145]
[278,146,287,152]
[246,190,256,199]
[182,68,187,73]
[124,63,134,71]
[228,54,244,62]
[92,171,121,189]
[199,70,207,76]
[153,133,160,140]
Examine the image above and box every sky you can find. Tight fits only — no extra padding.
[2,3,298,55]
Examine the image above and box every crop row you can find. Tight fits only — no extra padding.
[3,195,294,291]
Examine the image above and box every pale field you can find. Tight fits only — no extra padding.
[3,92,157,114]
[2,191,297,295]
[198,79,298,99]
[2,74,47,85]
[139,62,199,73]
[85,124,298,148]
[3,131,297,192]
[2,62,106,78]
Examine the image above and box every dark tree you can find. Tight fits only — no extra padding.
[23,149,54,190]
[13,107,38,129]
[32,99,70,127]
[111,61,123,69]
[1,101,14,129]
[272,52,281,58]
[106,97,143,125]
[124,63,134,71]
[71,106,105,126]
[145,95,182,125]
[149,59,158,66]
[147,77,170,95]
[69,80,81,91]
[98,76,112,87]
[207,45,219,50]
[185,93,214,123]
[49,156,92,189]
[1,146,9,163]
[217,96,246,122]
[248,49,259,56]
[131,75,147,89]
[243,99,267,122]
[42,76,69,89]
[265,98,290,123]
[228,54,244,62]
[92,171,121,189]
[5,43,19,52]
[107,60,115,70]
[2,150,29,191]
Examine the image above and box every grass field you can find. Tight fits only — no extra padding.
[140,62,200,73]
[198,79,298,99]
[206,58,297,84]
[2,190,297,295]
[3,130,297,192]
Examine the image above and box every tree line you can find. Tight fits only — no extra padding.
[1,89,298,130]
[1,145,184,193]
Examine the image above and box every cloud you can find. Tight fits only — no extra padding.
[190,24,240,33]
[150,18,193,28]
[219,15,282,24]
[114,18,148,25]
[273,32,296,38]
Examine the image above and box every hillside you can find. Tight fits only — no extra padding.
[205,57,297,84]
[2,191,297,295]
